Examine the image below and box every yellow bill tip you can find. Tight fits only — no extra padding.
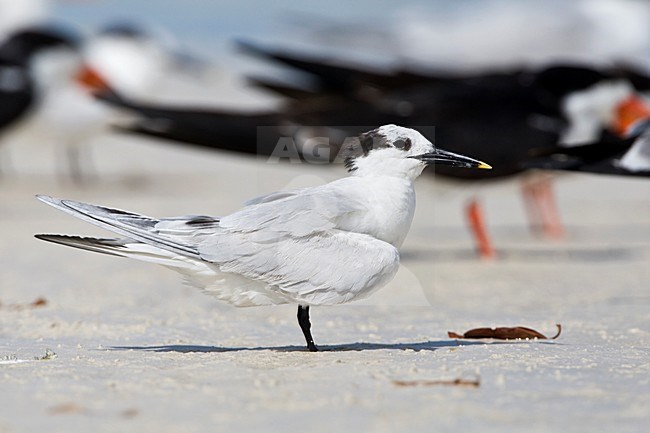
[477,162,492,170]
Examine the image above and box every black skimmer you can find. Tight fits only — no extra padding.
[236,43,650,256]
[0,26,79,175]
[95,41,650,258]
[0,25,155,181]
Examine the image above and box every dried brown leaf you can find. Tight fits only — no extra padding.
[448,324,561,340]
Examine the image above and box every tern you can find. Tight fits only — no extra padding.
[36,125,490,351]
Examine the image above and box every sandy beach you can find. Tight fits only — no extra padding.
[1,134,649,432]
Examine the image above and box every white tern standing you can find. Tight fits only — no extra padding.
[36,125,491,351]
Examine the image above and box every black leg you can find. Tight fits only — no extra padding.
[297,305,318,352]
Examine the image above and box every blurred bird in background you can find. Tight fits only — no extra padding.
[0,4,217,181]
[2,0,650,257]
[0,25,95,179]
[83,20,213,103]
[96,45,650,258]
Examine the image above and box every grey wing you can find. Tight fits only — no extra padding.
[220,184,364,237]
[200,229,399,305]
[199,186,393,304]
[244,190,299,206]
[36,195,219,258]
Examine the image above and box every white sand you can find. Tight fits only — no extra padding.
[1,134,649,432]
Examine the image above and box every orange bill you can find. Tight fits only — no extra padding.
[74,64,110,95]
[613,94,650,136]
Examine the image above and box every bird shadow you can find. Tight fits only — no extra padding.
[108,339,547,353]
[402,245,638,263]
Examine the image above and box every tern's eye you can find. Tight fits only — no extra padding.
[394,138,412,151]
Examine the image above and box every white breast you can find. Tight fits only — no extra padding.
[335,176,416,248]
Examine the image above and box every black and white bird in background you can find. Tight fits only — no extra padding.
[98,41,650,259]
[0,25,115,181]
[0,20,213,181]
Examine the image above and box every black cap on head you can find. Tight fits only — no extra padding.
[340,127,394,171]
[0,26,79,65]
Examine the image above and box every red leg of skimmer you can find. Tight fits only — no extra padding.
[521,175,564,239]
[538,177,564,239]
[466,198,496,259]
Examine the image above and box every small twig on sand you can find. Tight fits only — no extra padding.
[392,378,480,388]
[3,297,48,311]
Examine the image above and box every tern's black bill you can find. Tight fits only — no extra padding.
[410,148,492,169]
